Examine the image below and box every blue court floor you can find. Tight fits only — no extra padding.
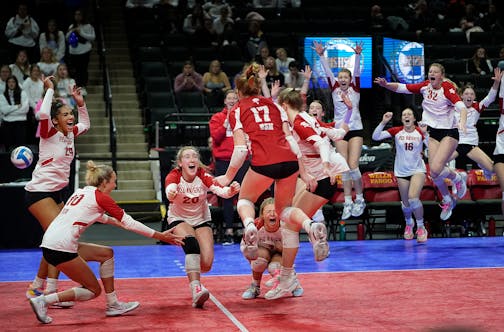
[1,237,503,282]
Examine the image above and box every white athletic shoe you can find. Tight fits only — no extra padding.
[292,279,304,297]
[455,172,467,199]
[265,274,298,300]
[351,198,366,217]
[308,222,329,262]
[192,284,209,308]
[264,274,280,288]
[341,202,353,220]
[241,283,260,300]
[29,296,52,324]
[440,197,456,221]
[243,223,258,260]
[106,301,140,316]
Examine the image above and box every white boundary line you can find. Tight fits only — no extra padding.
[209,293,249,332]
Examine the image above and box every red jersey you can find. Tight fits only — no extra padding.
[229,95,296,166]
[209,107,234,160]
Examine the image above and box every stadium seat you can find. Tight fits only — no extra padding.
[468,169,502,218]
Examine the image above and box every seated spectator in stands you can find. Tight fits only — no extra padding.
[174,61,204,93]
[0,65,12,94]
[37,47,59,77]
[275,48,295,81]
[246,20,268,62]
[66,8,96,91]
[370,4,386,32]
[213,6,233,36]
[203,60,231,108]
[21,64,44,112]
[4,3,40,64]
[285,61,305,89]
[203,0,232,20]
[453,17,484,43]
[264,56,284,89]
[252,0,301,7]
[468,47,493,76]
[479,3,503,32]
[0,75,29,151]
[254,45,270,65]
[9,49,30,84]
[183,3,210,35]
[194,17,220,47]
[39,19,66,63]
[220,21,239,47]
[125,0,160,8]
[54,63,77,108]
[407,0,440,35]
[494,47,504,69]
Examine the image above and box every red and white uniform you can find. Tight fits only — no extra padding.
[229,95,296,166]
[396,81,464,129]
[494,74,504,155]
[319,54,363,131]
[373,125,426,177]
[455,87,498,145]
[165,168,235,227]
[292,111,348,180]
[41,186,154,253]
[25,88,90,192]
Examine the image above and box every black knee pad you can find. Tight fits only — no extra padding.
[182,236,200,255]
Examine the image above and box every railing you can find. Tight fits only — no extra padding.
[94,0,117,172]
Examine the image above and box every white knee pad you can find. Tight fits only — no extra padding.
[408,198,422,210]
[237,199,255,210]
[401,202,412,215]
[280,207,295,223]
[281,227,299,249]
[349,168,362,181]
[185,254,201,274]
[73,287,96,301]
[341,171,351,181]
[251,257,268,273]
[99,257,114,279]
[267,261,281,275]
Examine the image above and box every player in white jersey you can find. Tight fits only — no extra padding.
[28,161,184,324]
[372,109,428,242]
[375,63,469,221]
[24,77,89,306]
[240,198,304,299]
[450,69,502,179]
[313,40,367,220]
[280,88,349,219]
[165,146,240,308]
[493,65,504,215]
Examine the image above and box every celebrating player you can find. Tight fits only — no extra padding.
[165,146,240,308]
[28,161,184,324]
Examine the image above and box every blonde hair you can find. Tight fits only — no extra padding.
[85,160,114,186]
[429,62,445,75]
[173,146,209,170]
[259,197,275,218]
[278,88,303,110]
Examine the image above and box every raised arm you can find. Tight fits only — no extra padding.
[372,112,393,141]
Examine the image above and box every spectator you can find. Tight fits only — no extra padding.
[246,20,267,62]
[54,63,77,108]
[209,90,249,245]
[468,47,493,76]
[174,61,204,93]
[0,65,12,94]
[183,3,210,35]
[9,49,30,85]
[4,3,40,64]
[408,0,440,35]
[21,64,44,143]
[203,0,232,20]
[493,47,504,69]
[66,8,96,92]
[0,75,29,151]
[194,17,219,47]
[37,47,59,77]
[255,45,270,65]
[39,19,66,63]
[264,56,284,89]
[370,4,386,32]
[285,61,305,89]
[213,6,233,36]
[275,48,295,81]
[203,60,231,108]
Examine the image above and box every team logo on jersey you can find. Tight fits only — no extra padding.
[392,41,424,84]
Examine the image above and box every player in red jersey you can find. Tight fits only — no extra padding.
[165,146,240,308]
[28,161,184,324]
[215,63,329,300]
[375,63,469,221]
[24,76,89,306]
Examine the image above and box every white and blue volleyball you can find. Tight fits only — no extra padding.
[10,146,34,169]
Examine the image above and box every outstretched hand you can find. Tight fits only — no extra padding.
[374,77,388,87]
[382,111,393,123]
[71,85,85,107]
[160,228,185,246]
[352,41,364,55]
[43,76,54,90]
[312,41,325,56]
[301,65,312,80]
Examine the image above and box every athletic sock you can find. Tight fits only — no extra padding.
[46,278,58,293]
[106,290,118,306]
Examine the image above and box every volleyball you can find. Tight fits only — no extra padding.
[10,146,34,169]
